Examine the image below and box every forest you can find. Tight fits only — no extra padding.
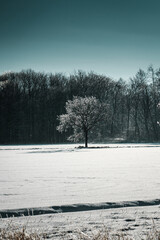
[0,66,160,144]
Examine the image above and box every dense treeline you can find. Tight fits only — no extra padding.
[0,67,160,144]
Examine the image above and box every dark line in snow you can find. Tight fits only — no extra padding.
[0,199,159,218]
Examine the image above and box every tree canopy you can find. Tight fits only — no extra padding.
[57,96,106,147]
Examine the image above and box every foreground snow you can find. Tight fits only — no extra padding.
[0,205,159,239]
[0,144,160,210]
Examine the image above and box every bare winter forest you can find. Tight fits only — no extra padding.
[0,66,160,144]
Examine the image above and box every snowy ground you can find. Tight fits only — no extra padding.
[0,144,160,210]
[0,205,160,239]
[0,144,160,239]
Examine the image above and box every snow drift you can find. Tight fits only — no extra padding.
[1,199,160,218]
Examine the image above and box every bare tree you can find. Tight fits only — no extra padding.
[57,96,106,147]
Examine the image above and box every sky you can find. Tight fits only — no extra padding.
[1,0,160,81]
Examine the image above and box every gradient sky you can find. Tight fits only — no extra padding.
[1,0,160,80]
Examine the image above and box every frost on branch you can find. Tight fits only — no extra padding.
[57,96,106,147]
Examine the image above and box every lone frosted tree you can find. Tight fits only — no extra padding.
[57,96,105,147]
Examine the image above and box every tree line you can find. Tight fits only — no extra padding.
[0,67,160,144]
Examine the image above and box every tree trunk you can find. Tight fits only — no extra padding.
[126,108,130,139]
[84,130,88,148]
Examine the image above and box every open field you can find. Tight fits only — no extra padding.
[0,144,160,210]
[0,144,159,239]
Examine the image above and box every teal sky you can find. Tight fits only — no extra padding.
[1,0,160,80]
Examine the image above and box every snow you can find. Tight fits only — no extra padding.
[0,144,160,239]
[0,144,160,211]
[0,205,160,239]
[0,199,160,218]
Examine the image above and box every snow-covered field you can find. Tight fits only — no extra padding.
[0,205,160,239]
[0,144,160,211]
[0,144,160,239]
